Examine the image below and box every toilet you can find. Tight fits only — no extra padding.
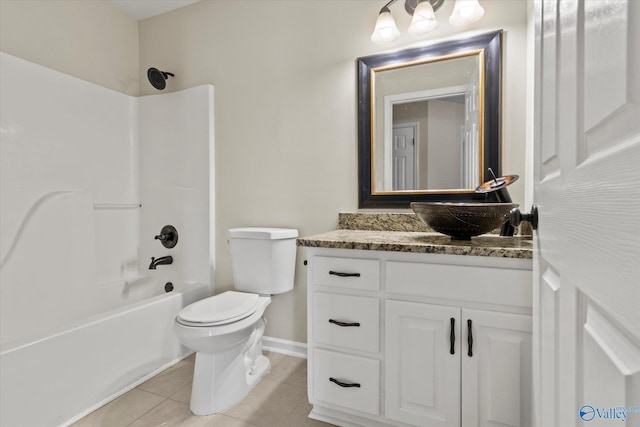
[173,227,298,415]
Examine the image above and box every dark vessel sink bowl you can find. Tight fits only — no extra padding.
[410,202,518,240]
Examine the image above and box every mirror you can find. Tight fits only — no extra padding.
[358,30,502,208]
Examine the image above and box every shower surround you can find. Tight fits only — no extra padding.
[0,52,214,426]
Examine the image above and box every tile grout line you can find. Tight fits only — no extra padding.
[125,396,170,427]
[75,353,318,426]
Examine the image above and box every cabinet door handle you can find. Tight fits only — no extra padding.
[329,319,361,327]
[330,377,361,388]
[450,317,455,355]
[329,271,361,278]
[467,319,473,357]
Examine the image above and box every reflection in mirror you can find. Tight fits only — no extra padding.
[357,30,502,208]
[374,54,481,191]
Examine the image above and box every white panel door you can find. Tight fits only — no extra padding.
[386,300,460,427]
[461,309,532,427]
[533,1,640,426]
[392,124,416,190]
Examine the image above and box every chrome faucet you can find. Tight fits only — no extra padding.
[149,255,173,270]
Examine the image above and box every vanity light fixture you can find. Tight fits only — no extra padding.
[370,0,484,44]
[371,6,402,44]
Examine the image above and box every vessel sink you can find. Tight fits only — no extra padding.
[410,202,518,240]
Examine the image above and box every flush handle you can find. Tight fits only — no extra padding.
[510,206,539,230]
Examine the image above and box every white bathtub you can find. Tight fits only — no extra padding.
[0,281,210,427]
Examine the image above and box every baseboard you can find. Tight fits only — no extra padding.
[262,336,307,359]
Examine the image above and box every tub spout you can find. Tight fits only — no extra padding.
[149,255,173,270]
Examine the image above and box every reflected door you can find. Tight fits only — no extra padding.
[392,124,417,190]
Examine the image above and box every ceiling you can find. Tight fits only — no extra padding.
[104,0,201,20]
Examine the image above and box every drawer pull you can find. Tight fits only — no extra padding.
[329,377,361,388]
[329,319,361,327]
[329,271,361,278]
[467,319,473,357]
[450,317,455,355]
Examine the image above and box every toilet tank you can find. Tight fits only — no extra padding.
[228,227,298,295]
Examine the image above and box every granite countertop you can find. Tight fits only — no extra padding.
[297,229,533,259]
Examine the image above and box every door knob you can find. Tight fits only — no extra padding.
[510,206,539,230]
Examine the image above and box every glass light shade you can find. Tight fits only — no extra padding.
[408,1,440,35]
[371,10,401,44]
[449,0,485,26]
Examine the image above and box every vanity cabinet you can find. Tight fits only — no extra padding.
[386,301,532,427]
[305,247,532,427]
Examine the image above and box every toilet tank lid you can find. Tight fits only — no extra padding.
[228,227,298,240]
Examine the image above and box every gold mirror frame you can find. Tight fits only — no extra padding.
[357,30,502,208]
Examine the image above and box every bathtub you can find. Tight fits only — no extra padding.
[0,280,210,427]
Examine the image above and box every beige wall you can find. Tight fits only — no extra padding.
[427,99,466,188]
[0,0,139,95]
[1,0,529,344]
[138,0,529,343]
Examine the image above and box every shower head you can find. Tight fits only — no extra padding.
[147,68,174,90]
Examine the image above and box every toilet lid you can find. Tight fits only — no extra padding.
[177,291,259,326]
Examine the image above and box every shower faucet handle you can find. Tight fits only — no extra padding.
[154,225,178,248]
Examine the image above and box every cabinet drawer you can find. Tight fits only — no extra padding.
[386,261,532,309]
[312,256,380,290]
[312,292,379,353]
[313,348,380,416]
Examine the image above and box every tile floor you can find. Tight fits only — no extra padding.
[72,352,334,427]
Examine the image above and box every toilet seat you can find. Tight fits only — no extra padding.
[176,291,259,327]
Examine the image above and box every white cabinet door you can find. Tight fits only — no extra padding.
[461,309,532,427]
[385,300,461,427]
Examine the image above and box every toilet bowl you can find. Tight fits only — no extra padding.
[174,291,271,415]
[173,227,298,416]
